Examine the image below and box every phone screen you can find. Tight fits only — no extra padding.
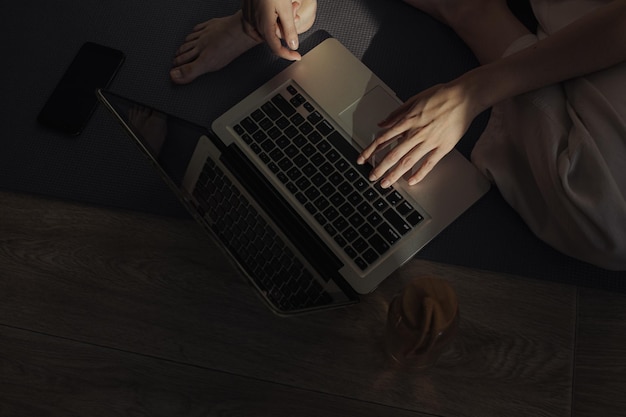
[37,42,125,135]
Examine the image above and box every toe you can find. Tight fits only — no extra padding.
[170,63,200,84]
[173,47,197,66]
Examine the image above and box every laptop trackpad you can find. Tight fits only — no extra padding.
[338,86,401,150]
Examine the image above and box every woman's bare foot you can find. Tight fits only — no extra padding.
[170,11,261,84]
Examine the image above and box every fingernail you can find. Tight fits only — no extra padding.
[369,174,377,182]
[408,178,417,186]
[381,179,390,188]
[356,156,364,165]
[170,68,181,79]
[289,39,298,50]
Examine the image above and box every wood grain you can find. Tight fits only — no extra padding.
[0,325,432,417]
[0,191,578,416]
[573,289,626,417]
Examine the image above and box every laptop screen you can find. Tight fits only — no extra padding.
[100,90,205,186]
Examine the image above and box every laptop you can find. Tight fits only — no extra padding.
[98,37,490,315]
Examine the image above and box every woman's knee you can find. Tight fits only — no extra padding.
[295,0,317,34]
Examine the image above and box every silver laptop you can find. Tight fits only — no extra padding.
[98,38,490,315]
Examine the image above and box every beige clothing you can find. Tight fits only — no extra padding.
[471,0,626,270]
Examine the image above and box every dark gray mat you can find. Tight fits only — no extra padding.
[3,0,624,291]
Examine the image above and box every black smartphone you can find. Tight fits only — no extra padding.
[37,42,125,135]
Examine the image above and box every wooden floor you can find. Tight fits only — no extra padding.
[1,189,625,416]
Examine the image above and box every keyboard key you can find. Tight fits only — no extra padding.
[369,233,390,255]
[344,246,357,259]
[356,201,373,216]
[271,93,296,117]
[259,118,273,130]
[373,198,389,212]
[269,148,284,162]
[334,158,349,172]
[290,113,305,126]
[338,181,352,195]
[326,149,340,163]
[354,178,368,191]
[316,120,334,136]
[293,134,307,148]
[334,234,347,247]
[284,125,299,138]
[308,131,322,144]
[324,223,337,237]
[332,217,349,232]
[305,186,321,201]
[268,126,281,140]
[316,140,331,154]
[328,172,344,185]
[355,257,368,271]
[311,173,326,187]
[268,162,280,174]
[407,211,424,226]
[295,177,311,191]
[343,227,359,242]
[302,163,317,177]
[377,222,401,245]
[397,200,415,216]
[358,223,375,238]
[299,122,314,135]
[384,209,411,235]
[251,109,265,121]
[363,249,379,264]
[276,116,290,129]
[344,168,359,182]
[314,213,327,226]
[339,202,353,217]
[348,213,365,228]
[294,154,308,167]
[290,93,306,107]
[261,139,276,152]
[307,110,323,125]
[320,183,336,196]
[276,135,290,148]
[284,144,299,158]
[278,158,293,171]
[353,238,368,253]
[252,130,267,143]
[314,196,330,211]
[241,134,253,145]
[323,206,340,222]
[311,153,325,166]
[302,144,316,157]
[347,191,363,206]
[329,192,345,207]
[261,101,281,120]
[287,167,302,181]
[386,190,404,206]
[305,202,317,215]
[240,117,258,133]
[319,162,334,176]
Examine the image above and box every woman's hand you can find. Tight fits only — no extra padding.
[242,0,302,61]
[357,77,483,188]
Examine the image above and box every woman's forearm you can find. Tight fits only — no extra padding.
[468,0,626,110]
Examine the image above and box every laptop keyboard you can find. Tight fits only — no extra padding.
[233,83,424,272]
[193,158,334,312]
